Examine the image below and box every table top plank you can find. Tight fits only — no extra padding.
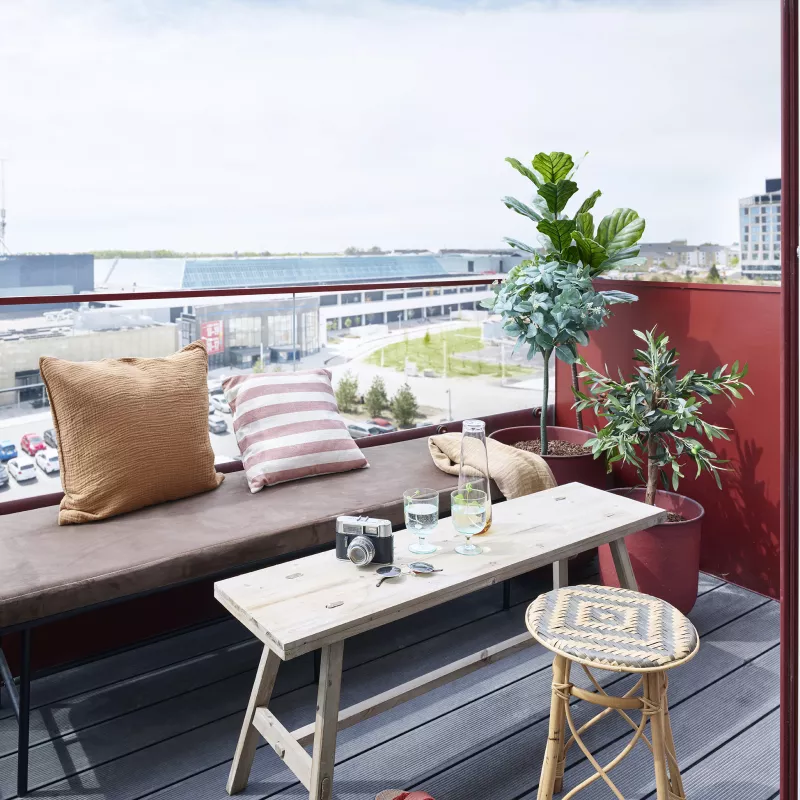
[214,482,665,660]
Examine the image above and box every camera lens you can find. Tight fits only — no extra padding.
[347,535,376,567]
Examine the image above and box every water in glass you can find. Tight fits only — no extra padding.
[404,488,439,555]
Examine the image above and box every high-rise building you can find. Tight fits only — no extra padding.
[739,178,781,280]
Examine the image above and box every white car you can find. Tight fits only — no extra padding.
[35,448,60,474]
[8,457,36,482]
[211,395,231,414]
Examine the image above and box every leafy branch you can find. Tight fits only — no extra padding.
[573,327,753,504]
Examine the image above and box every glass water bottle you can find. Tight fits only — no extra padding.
[457,419,492,534]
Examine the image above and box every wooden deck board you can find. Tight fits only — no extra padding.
[0,575,777,800]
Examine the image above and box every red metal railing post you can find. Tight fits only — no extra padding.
[781,0,799,798]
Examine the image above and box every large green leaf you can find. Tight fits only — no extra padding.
[576,189,602,216]
[505,157,541,187]
[537,219,576,253]
[537,180,578,215]
[503,196,542,223]
[532,152,574,183]
[576,211,595,239]
[606,217,645,254]
[596,208,645,252]
[572,230,607,271]
[503,236,539,254]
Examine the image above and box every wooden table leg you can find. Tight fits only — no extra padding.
[309,640,345,800]
[553,559,568,590]
[227,645,281,795]
[608,537,639,591]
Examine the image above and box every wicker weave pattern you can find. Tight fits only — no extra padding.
[526,585,698,671]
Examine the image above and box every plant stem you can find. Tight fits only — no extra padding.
[541,349,550,456]
[571,362,584,430]
[645,436,659,505]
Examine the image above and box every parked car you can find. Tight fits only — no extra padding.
[43,428,58,449]
[8,457,37,482]
[211,395,231,414]
[346,422,374,439]
[208,415,228,435]
[0,440,17,461]
[208,400,215,415]
[35,448,60,474]
[20,433,46,456]
[0,462,8,487]
[369,418,397,433]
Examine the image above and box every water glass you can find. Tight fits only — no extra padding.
[450,487,487,556]
[404,488,439,554]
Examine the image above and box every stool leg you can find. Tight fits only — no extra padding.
[538,655,569,800]
[662,683,685,799]
[552,659,571,794]
[645,672,671,800]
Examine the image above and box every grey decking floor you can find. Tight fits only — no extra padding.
[0,569,779,800]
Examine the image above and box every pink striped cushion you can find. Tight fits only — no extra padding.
[223,369,369,493]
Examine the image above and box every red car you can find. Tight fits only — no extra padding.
[20,433,46,456]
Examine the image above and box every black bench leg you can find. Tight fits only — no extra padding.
[18,629,31,797]
[502,579,512,610]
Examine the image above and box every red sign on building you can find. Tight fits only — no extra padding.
[201,320,224,355]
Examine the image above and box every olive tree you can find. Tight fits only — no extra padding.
[573,328,751,504]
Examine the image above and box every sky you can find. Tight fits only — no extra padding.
[0,0,780,254]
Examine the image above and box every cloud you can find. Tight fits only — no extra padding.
[0,0,779,252]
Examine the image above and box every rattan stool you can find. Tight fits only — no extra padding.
[526,585,699,800]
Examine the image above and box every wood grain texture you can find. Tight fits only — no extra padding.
[225,645,280,794]
[309,641,344,800]
[215,483,665,659]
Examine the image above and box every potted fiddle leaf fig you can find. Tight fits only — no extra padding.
[483,150,645,486]
[573,327,752,613]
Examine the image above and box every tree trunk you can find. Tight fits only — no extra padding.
[571,362,584,430]
[540,349,550,456]
[645,437,659,505]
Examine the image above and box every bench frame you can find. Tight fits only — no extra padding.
[0,540,336,797]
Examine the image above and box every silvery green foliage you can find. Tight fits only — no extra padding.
[482,150,645,366]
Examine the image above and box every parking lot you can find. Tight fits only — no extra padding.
[0,410,243,503]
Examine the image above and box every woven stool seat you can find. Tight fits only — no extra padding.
[526,584,698,672]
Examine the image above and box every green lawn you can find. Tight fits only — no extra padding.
[366,327,532,378]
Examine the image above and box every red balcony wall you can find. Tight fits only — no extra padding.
[554,280,780,598]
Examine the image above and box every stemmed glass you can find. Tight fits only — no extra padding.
[450,487,487,556]
[403,488,439,555]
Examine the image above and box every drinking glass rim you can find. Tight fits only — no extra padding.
[403,488,440,501]
[451,487,487,502]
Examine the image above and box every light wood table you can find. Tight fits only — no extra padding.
[215,482,665,800]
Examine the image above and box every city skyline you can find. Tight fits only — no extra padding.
[0,0,779,253]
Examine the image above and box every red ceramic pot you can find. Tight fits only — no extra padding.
[599,487,704,615]
[488,425,608,489]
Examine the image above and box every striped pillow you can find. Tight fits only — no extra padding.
[223,369,369,492]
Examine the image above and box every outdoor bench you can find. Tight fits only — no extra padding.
[0,436,477,796]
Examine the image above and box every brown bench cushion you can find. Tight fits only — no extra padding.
[0,438,461,630]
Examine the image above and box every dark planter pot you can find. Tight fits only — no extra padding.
[599,487,704,615]
[488,425,607,489]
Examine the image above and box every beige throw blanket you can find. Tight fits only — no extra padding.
[428,432,557,499]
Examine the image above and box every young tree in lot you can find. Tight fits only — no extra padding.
[335,371,359,412]
[252,358,265,374]
[365,376,390,418]
[391,383,419,428]
[706,263,723,283]
[423,330,432,346]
